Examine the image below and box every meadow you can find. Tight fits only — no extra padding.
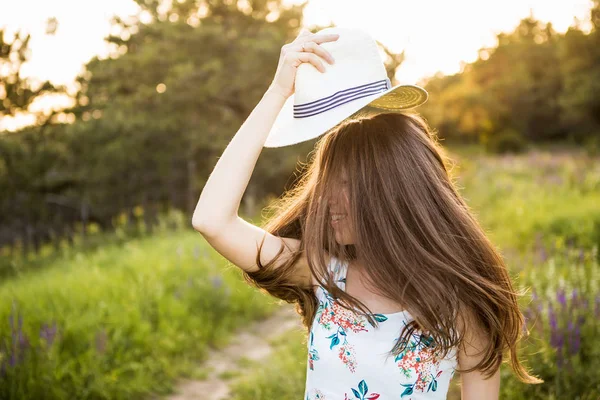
[0,145,599,399]
[0,212,281,399]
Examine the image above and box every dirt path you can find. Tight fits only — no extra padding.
[164,304,303,400]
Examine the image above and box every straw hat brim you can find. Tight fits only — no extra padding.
[264,84,428,148]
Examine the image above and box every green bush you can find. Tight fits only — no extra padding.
[584,135,600,157]
[485,129,529,154]
[0,207,190,281]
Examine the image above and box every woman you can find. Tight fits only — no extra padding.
[192,27,542,399]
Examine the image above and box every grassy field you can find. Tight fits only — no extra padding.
[229,145,600,400]
[0,227,282,399]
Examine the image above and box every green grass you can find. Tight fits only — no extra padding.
[0,229,282,400]
[451,148,600,254]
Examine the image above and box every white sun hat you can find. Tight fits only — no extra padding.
[264,26,428,148]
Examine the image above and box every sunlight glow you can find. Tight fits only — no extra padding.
[0,0,593,131]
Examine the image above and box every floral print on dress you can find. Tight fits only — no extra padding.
[337,343,358,373]
[305,256,457,399]
[305,389,327,400]
[306,388,326,400]
[312,264,391,373]
[393,321,448,397]
[314,287,369,372]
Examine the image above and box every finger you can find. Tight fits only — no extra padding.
[298,28,312,37]
[296,52,326,73]
[301,41,335,64]
[311,34,340,45]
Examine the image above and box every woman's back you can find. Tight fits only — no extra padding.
[305,255,458,399]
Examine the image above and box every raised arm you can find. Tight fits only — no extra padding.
[191,29,338,278]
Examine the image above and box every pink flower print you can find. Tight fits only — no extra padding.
[318,292,369,333]
[394,324,445,397]
[415,372,429,391]
[397,351,418,377]
[317,304,335,330]
[338,343,358,373]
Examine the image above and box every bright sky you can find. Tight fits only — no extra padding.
[0,0,593,131]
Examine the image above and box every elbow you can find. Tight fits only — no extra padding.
[191,216,214,234]
[191,214,233,236]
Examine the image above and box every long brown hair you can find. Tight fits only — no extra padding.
[243,107,542,383]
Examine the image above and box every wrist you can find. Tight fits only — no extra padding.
[265,86,289,101]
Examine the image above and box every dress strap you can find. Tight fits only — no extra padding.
[329,255,347,290]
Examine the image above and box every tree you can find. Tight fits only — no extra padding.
[0,23,63,125]
[0,20,71,257]
[558,0,600,143]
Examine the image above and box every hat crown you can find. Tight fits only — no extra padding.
[293,27,389,110]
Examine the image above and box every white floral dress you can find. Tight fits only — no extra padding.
[304,256,458,400]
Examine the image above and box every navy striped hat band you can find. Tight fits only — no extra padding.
[293,77,391,119]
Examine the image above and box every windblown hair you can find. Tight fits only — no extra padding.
[242,108,542,383]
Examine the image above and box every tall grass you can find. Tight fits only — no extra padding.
[0,221,281,399]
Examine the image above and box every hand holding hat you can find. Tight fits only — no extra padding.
[268,28,340,100]
[264,27,429,148]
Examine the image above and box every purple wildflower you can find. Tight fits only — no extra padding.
[551,330,564,351]
[530,290,543,313]
[39,321,58,347]
[548,302,565,352]
[570,321,581,355]
[18,329,30,353]
[538,246,548,263]
[9,349,17,368]
[556,288,567,307]
[8,304,29,367]
[211,275,223,289]
[548,303,557,330]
